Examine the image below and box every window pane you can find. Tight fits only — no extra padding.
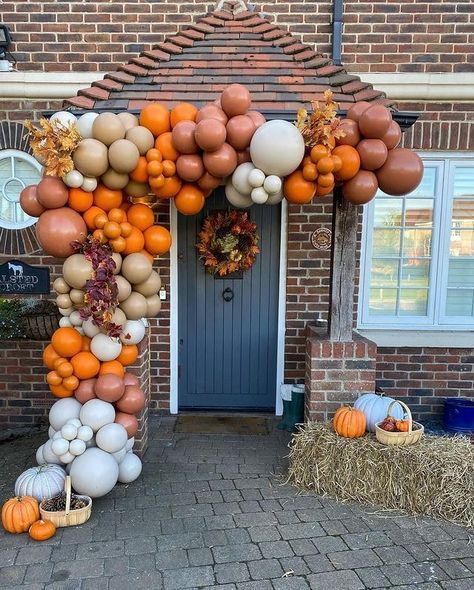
[371,259,399,287]
[453,167,474,197]
[409,166,437,197]
[450,229,474,257]
[448,258,474,288]
[399,289,428,316]
[401,259,430,288]
[369,288,397,315]
[373,198,403,227]
[0,151,41,229]
[452,200,474,228]
[445,289,474,316]
[402,228,432,257]
[373,228,401,256]
[405,199,433,227]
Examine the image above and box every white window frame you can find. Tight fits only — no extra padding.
[359,151,474,331]
[0,149,42,230]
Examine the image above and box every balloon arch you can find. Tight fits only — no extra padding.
[16,84,423,498]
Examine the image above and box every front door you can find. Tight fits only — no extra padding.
[178,188,281,411]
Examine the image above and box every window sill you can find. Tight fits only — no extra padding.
[356,329,474,349]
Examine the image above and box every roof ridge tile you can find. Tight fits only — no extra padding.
[167,35,195,48]
[144,48,171,61]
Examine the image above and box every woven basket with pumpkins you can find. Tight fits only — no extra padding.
[375,400,424,446]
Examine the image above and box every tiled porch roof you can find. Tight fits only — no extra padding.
[65,3,392,113]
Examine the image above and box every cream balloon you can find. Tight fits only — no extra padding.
[119,320,146,345]
[133,270,161,297]
[145,294,161,317]
[67,418,82,428]
[82,317,101,338]
[108,139,140,174]
[53,278,70,294]
[59,317,72,328]
[112,447,127,464]
[69,289,85,305]
[111,252,122,275]
[51,438,69,456]
[118,453,142,484]
[77,112,99,139]
[117,112,139,131]
[231,162,254,195]
[69,448,119,497]
[59,452,75,464]
[125,437,135,451]
[76,425,94,442]
[61,423,78,441]
[62,254,93,289]
[69,439,86,456]
[90,333,122,361]
[80,399,116,432]
[120,292,148,321]
[81,177,98,192]
[250,120,305,176]
[73,138,109,178]
[251,187,269,204]
[58,307,73,317]
[265,189,284,205]
[42,440,64,465]
[248,168,265,188]
[50,111,77,129]
[116,275,132,302]
[36,444,46,466]
[96,423,128,454]
[102,168,129,190]
[56,294,72,309]
[225,181,253,208]
[92,113,126,146]
[49,398,82,431]
[126,126,155,155]
[121,253,152,284]
[63,170,84,188]
[68,310,83,327]
[263,175,282,195]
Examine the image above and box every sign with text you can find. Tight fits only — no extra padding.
[0,260,50,294]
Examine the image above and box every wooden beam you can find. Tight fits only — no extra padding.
[329,187,359,342]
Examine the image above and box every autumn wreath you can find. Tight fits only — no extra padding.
[196,210,260,277]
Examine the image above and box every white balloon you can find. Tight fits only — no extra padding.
[118,453,142,484]
[120,320,146,345]
[59,317,72,328]
[225,180,253,209]
[52,438,70,456]
[58,307,73,317]
[42,439,64,465]
[263,175,282,195]
[81,177,98,192]
[52,431,63,440]
[125,437,135,452]
[90,333,122,361]
[50,111,77,129]
[70,448,119,497]
[77,112,99,139]
[59,452,75,464]
[63,170,84,188]
[96,423,128,454]
[250,120,305,176]
[80,399,115,432]
[112,447,127,464]
[231,162,254,195]
[248,168,265,188]
[48,426,56,439]
[61,423,78,441]
[69,439,86,456]
[68,311,83,327]
[77,425,94,442]
[265,189,284,205]
[49,398,82,431]
[67,418,82,428]
[251,187,269,204]
[36,444,46,465]
[82,318,101,338]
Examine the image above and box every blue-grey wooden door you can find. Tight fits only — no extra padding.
[178,188,281,410]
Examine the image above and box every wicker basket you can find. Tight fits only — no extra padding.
[23,313,61,340]
[39,476,92,528]
[375,400,424,446]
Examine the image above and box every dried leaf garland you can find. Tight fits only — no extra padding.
[295,90,346,148]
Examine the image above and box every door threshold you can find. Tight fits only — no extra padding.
[178,410,277,418]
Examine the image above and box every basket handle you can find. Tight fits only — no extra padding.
[65,476,72,516]
[387,399,413,433]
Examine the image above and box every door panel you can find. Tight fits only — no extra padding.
[178,188,281,410]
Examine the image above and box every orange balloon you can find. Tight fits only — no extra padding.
[318,172,335,188]
[99,360,125,378]
[93,184,123,212]
[302,163,318,182]
[139,249,154,263]
[43,343,61,370]
[316,184,334,197]
[116,344,138,366]
[103,221,121,239]
[149,175,165,190]
[155,132,179,162]
[170,102,198,128]
[94,213,108,229]
[146,148,162,163]
[310,144,329,163]
[93,228,107,244]
[51,327,83,358]
[130,156,148,183]
[68,188,94,213]
[332,145,361,181]
[56,361,74,378]
[151,175,182,199]
[123,226,145,255]
[110,236,126,253]
[146,160,163,177]
[62,375,80,392]
[83,206,106,231]
[120,221,133,237]
[317,157,335,174]
[70,351,101,380]
[81,336,92,352]
[283,170,317,204]
[115,412,138,437]
[120,200,132,213]
[50,383,74,398]
[144,225,172,256]
[54,358,68,371]
[108,208,127,224]
[127,203,155,231]
[175,184,205,215]
[162,160,176,178]
[47,371,62,386]
[140,102,170,137]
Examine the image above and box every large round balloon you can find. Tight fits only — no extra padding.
[356,139,388,171]
[335,119,360,147]
[92,113,126,146]
[176,154,204,182]
[196,104,228,126]
[250,120,305,176]
[120,320,146,345]
[381,121,402,150]
[118,453,142,484]
[49,398,82,431]
[225,180,253,208]
[174,184,206,215]
[120,292,148,321]
[346,101,371,123]
[62,254,93,289]
[194,119,227,152]
[203,143,237,178]
[220,84,251,117]
[20,185,45,217]
[172,121,198,154]
[73,138,109,177]
[246,111,266,129]
[121,253,152,284]
[74,378,97,404]
[231,162,254,195]
[36,177,69,209]
[80,399,116,432]
[108,139,140,174]
[358,105,392,139]
[115,412,139,437]
[115,385,146,414]
[69,448,119,497]
[77,112,99,139]
[95,374,125,402]
[376,148,423,196]
[197,172,221,193]
[133,270,161,297]
[342,170,379,205]
[90,333,122,362]
[96,423,128,453]
[226,115,256,150]
[36,208,87,258]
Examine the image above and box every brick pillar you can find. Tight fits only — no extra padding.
[305,326,377,422]
[128,330,151,457]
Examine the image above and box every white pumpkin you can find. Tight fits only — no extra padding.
[354,392,404,432]
[14,464,66,501]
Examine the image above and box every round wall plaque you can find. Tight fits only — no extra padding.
[311,228,332,250]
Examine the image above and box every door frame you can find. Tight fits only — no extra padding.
[169,199,287,416]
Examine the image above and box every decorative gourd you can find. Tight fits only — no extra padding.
[2,496,40,533]
[333,406,366,438]
[29,519,56,541]
[354,392,404,432]
[15,465,67,502]
[395,419,410,432]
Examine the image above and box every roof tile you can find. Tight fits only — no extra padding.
[169,35,195,48]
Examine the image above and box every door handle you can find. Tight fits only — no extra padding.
[222,287,234,302]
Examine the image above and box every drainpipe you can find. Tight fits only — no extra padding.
[332,0,343,66]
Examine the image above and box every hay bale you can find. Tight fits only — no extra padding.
[287,422,474,528]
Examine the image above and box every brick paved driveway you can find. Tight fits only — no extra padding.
[1,417,473,590]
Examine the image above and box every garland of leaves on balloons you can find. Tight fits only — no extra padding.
[16,83,423,500]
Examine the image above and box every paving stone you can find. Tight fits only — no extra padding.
[259,541,294,559]
[213,544,262,564]
[239,501,263,513]
[275,511,300,525]
[188,548,214,566]
[461,558,474,574]
[404,543,439,562]
[236,581,273,590]
[312,535,347,554]
[222,491,244,502]
[205,515,236,530]
[109,570,163,590]
[196,492,224,505]
[24,561,53,584]
[125,536,156,555]
[161,519,186,535]
[235,513,278,528]
[241,490,263,501]
[46,580,82,590]
[16,545,52,565]
[214,502,242,515]
[278,556,310,577]
[278,523,325,540]
[204,530,228,547]
[339,518,371,533]
[355,566,392,588]
[413,561,451,582]
[76,540,124,560]
[163,566,214,589]
[183,517,206,533]
[214,562,250,584]
[210,480,236,491]
[272,577,310,590]
[173,503,215,518]
[82,579,109,590]
[59,526,94,544]
[157,532,204,551]
[129,552,157,572]
[248,527,281,543]
[155,549,189,570]
[320,520,348,536]
[381,563,425,585]
[307,569,364,590]
[328,548,382,569]
[248,558,284,580]
[259,500,282,513]
[104,555,130,576]
[342,531,391,549]
[439,559,473,579]
[430,540,474,560]
[375,545,415,564]
[441,579,474,589]
[418,526,454,543]
[288,540,318,556]
[226,529,251,545]
[53,558,104,579]
[303,554,334,574]
[0,549,17,567]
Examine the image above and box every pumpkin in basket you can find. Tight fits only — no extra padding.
[2,496,40,534]
[29,519,56,541]
[333,406,366,438]
[395,419,410,432]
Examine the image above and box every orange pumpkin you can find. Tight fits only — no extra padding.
[155,132,179,161]
[127,203,155,232]
[395,419,410,432]
[170,102,198,127]
[283,170,316,204]
[99,360,125,378]
[332,145,361,181]
[333,406,366,438]
[68,188,93,213]
[144,225,172,256]
[140,102,170,137]
[116,344,138,366]
[70,351,101,380]
[29,519,56,541]
[51,327,83,358]
[93,185,123,212]
[43,343,61,370]
[2,496,40,534]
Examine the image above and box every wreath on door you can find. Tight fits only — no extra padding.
[196,210,260,277]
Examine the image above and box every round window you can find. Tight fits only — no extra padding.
[0,149,43,230]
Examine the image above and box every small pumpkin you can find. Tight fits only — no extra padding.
[333,406,366,438]
[395,419,410,432]
[2,496,40,534]
[29,519,56,541]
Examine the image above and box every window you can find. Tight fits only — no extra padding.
[0,149,42,230]
[359,154,474,330]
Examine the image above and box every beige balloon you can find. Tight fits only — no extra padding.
[92,113,126,146]
[108,140,140,174]
[145,294,161,317]
[73,139,109,178]
[126,126,155,155]
[124,180,149,198]
[121,253,153,284]
[117,112,139,131]
[111,252,122,275]
[110,307,127,327]
[133,270,161,297]
[58,306,73,317]
[57,293,72,309]
[102,168,129,190]
[53,277,70,294]
[119,292,148,321]
[62,254,93,289]
[115,275,132,302]
[69,289,85,305]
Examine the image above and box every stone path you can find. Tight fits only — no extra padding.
[1,417,473,589]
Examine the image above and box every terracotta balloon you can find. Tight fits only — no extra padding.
[36,177,69,209]
[236,150,251,165]
[115,385,145,414]
[74,378,97,404]
[95,374,125,402]
[358,105,392,139]
[220,84,251,117]
[194,119,227,152]
[123,372,139,387]
[36,208,87,258]
[172,121,198,154]
[226,115,256,150]
[336,119,361,147]
[381,120,402,150]
[197,172,221,193]
[196,105,228,126]
[342,170,379,205]
[346,101,371,122]
[376,148,424,196]
[356,139,388,171]
[20,185,45,217]
[176,154,205,182]
[246,111,266,129]
[203,143,237,178]
[115,412,138,437]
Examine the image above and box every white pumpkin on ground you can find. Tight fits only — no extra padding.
[15,464,66,501]
[354,392,404,432]
[69,448,119,498]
